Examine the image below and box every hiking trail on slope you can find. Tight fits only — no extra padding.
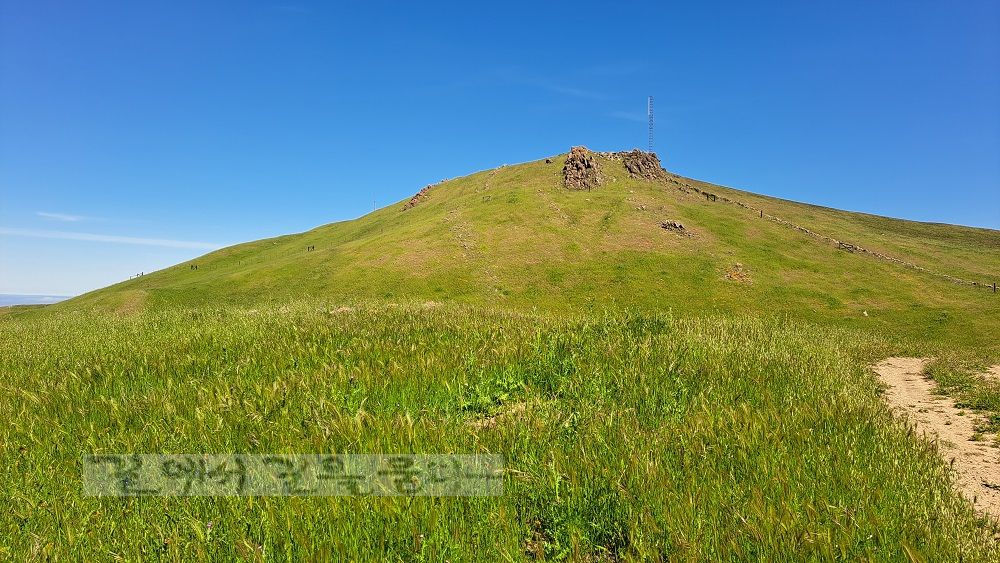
[875,357,1000,520]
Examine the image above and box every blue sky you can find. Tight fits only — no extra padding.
[2,1,998,297]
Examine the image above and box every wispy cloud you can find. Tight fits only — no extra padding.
[494,68,604,100]
[37,212,89,222]
[545,83,602,99]
[609,111,647,123]
[580,61,648,77]
[0,228,224,250]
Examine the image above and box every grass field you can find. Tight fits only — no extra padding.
[2,150,999,560]
[1,303,998,561]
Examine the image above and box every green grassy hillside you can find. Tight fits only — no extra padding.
[3,149,999,560]
[58,149,1000,349]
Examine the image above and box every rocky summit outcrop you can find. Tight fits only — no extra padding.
[621,149,665,180]
[563,146,601,191]
[595,149,666,180]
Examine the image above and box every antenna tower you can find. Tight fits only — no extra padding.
[647,95,654,153]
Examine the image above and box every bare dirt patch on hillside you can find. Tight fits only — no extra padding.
[875,357,1000,521]
[985,365,1000,382]
[104,289,147,315]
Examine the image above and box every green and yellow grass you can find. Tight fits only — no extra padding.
[61,153,1000,350]
[2,304,997,560]
[2,151,999,560]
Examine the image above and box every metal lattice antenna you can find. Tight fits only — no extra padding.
[647,95,654,153]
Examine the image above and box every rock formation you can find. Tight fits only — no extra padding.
[596,149,666,180]
[563,146,601,191]
[402,185,432,211]
[621,149,665,180]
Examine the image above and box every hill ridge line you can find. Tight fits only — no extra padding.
[658,173,994,291]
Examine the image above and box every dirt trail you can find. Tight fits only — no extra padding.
[986,365,1000,382]
[875,357,1000,520]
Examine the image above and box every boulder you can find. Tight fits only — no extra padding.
[563,146,601,191]
[621,149,665,180]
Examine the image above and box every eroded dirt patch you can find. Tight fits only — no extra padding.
[468,402,530,431]
[985,365,1000,382]
[875,357,1000,520]
[723,262,752,284]
[112,290,147,315]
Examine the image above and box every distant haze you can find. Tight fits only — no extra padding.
[0,294,72,307]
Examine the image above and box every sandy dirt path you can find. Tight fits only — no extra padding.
[986,365,1000,382]
[875,357,1000,520]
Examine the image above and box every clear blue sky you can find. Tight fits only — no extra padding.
[2,1,998,297]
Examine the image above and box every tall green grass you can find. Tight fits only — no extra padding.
[1,302,996,560]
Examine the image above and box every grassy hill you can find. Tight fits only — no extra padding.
[3,148,999,561]
[60,149,1000,348]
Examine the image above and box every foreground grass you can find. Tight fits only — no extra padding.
[1,302,998,561]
